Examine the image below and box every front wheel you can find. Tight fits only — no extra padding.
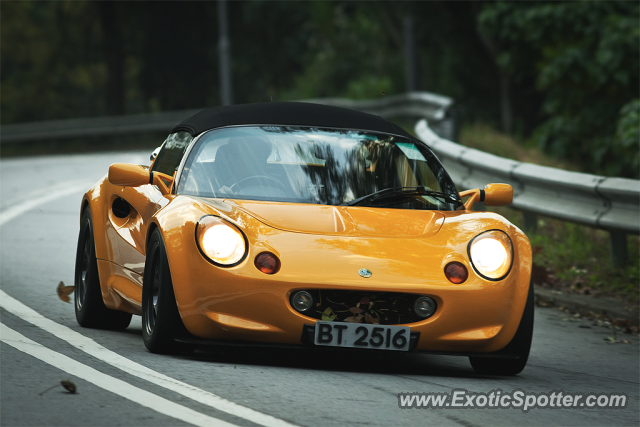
[469,281,534,375]
[142,229,195,354]
[75,208,132,330]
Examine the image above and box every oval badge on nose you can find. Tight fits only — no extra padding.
[358,268,372,278]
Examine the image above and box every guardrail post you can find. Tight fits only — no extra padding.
[609,231,628,267]
[522,211,537,234]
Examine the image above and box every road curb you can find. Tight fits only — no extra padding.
[534,286,639,326]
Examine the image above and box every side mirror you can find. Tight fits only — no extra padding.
[108,163,174,195]
[109,163,150,187]
[459,183,513,210]
[483,183,513,206]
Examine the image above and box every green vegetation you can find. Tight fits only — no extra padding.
[480,1,639,178]
[491,205,639,302]
[2,2,637,177]
[1,2,636,299]
[530,221,639,302]
[459,123,578,170]
[465,122,639,301]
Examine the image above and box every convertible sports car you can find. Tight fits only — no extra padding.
[75,102,533,375]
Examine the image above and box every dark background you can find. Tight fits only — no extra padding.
[1,1,638,177]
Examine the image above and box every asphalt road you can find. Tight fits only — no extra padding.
[1,151,638,427]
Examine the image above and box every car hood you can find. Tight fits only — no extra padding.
[222,199,445,238]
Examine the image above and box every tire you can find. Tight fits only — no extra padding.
[142,228,196,354]
[469,281,534,375]
[75,208,132,330]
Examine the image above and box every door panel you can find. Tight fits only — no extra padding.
[97,259,143,315]
[106,183,164,306]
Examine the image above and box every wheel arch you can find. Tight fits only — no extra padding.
[80,197,90,221]
[79,176,114,262]
[146,220,160,253]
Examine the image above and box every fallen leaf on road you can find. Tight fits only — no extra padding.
[61,379,77,393]
[39,379,77,395]
[56,281,75,303]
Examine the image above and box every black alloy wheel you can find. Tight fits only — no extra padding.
[144,244,162,338]
[142,228,195,354]
[74,207,132,330]
[75,230,91,312]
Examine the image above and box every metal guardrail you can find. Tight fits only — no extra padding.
[305,92,457,141]
[0,92,458,144]
[1,92,637,263]
[0,110,203,144]
[416,120,639,265]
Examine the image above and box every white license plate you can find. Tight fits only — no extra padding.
[314,321,411,351]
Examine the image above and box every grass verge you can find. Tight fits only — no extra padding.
[459,122,579,171]
[458,122,638,302]
[489,205,639,303]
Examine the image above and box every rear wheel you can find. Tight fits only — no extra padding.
[469,281,534,375]
[75,208,132,330]
[142,229,195,354]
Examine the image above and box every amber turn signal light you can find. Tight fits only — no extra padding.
[255,252,281,274]
[445,261,468,284]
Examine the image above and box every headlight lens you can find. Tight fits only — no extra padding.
[196,216,247,266]
[468,230,513,280]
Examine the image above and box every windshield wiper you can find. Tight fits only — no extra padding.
[341,186,461,207]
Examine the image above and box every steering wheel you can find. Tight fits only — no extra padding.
[230,175,287,194]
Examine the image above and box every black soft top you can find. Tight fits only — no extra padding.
[171,102,412,138]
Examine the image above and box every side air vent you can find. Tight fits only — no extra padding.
[112,197,131,219]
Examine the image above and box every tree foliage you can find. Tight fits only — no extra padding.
[1,1,637,177]
[480,1,639,178]
[1,2,106,121]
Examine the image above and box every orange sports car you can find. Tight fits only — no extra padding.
[75,102,533,375]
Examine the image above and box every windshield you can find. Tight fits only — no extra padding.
[177,126,460,210]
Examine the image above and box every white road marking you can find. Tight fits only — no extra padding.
[0,179,89,212]
[0,323,236,427]
[0,182,88,226]
[0,183,298,427]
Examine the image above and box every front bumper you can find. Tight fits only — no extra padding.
[175,325,520,359]
[160,207,532,355]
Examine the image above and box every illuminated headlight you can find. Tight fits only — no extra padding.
[468,230,513,280]
[196,216,247,266]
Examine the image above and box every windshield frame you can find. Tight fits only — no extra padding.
[174,124,461,210]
